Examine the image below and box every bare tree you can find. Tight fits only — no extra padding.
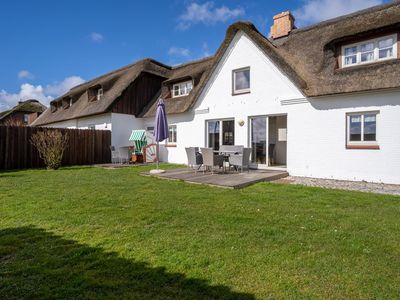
[4,117,24,126]
[30,130,69,170]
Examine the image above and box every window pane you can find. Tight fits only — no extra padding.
[345,55,357,65]
[379,48,393,59]
[378,38,393,49]
[349,115,362,141]
[222,120,234,145]
[361,52,374,62]
[344,46,357,56]
[187,81,193,93]
[251,117,266,164]
[364,114,376,141]
[207,121,220,150]
[360,43,374,52]
[173,85,179,96]
[180,84,186,95]
[234,69,250,91]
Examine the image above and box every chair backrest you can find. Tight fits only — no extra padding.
[200,148,214,166]
[242,148,252,165]
[110,146,119,159]
[185,147,197,165]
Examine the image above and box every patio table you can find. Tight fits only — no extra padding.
[213,150,238,173]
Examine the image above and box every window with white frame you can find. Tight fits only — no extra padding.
[342,34,397,67]
[172,81,193,97]
[346,112,378,146]
[167,125,177,143]
[233,67,250,94]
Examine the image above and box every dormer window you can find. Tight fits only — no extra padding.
[172,81,193,98]
[88,85,103,102]
[62,97,73,109]
[51,103,57,113]
[342,34,397,67]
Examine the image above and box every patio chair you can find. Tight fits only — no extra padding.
[110,146,121,164]
[185,147,203,173]
[118,146,130,164]
[229,147,252,173]
[201,148,224,174]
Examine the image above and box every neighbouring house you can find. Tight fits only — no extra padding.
[32,58,212,147]
[0,99,47,125]
[33,2,400,184]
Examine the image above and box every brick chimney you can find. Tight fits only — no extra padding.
[270,11,295,39]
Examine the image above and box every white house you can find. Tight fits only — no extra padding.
[33,2,400,184]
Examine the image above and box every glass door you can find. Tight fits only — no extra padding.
[206,119,235,150]
[250,117,268,167]
[207,120,220,150]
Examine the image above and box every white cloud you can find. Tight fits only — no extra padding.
[45,76,85,97]
[294,0,384,27]
[0,84,52,109]
[177,1,245,30]
[90,32,104,43]
[0,76,85,110]
[168,47,191,57]
[18,70,34,80]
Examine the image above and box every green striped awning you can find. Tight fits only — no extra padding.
[129,130,146,141]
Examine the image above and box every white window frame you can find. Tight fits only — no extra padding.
[205,118,235,149]
[346,111,379,147]
[172,80,193,98]
[232,67,250,95]
[23,114,29,124]
[166,125,177,144]
[342,34,397,68]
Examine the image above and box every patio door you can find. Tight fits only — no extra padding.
[249,115,287,169]
[250,117,268,167]
[206,119,234,150]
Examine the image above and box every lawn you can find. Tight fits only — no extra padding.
[1,165,399,299]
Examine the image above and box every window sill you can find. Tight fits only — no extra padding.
[346,144,380,150]
[232,90,250,96]
[336,58,398,72]
[165,144,177,148]
[172,95,190,98]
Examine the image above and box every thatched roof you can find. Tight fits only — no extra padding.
[275,1,400,96]
[33,59,171,126]
[33,2,400,124]
[141,57,214,117]
[0,99,46,120]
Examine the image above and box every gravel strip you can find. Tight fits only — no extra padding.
[274,176,400,196]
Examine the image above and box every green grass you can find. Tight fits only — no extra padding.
[1,165,399,299]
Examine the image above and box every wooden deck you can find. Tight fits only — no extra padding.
[142,168,288,189]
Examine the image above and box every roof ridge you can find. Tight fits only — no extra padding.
[292,1,399,34]
[171,56,214,69]
[70,58,171,92]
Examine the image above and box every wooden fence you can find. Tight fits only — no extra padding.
[0,126,111,170]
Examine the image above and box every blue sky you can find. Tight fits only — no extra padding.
[0,0,388,110]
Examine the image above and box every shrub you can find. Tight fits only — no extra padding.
[30,130,69,170]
